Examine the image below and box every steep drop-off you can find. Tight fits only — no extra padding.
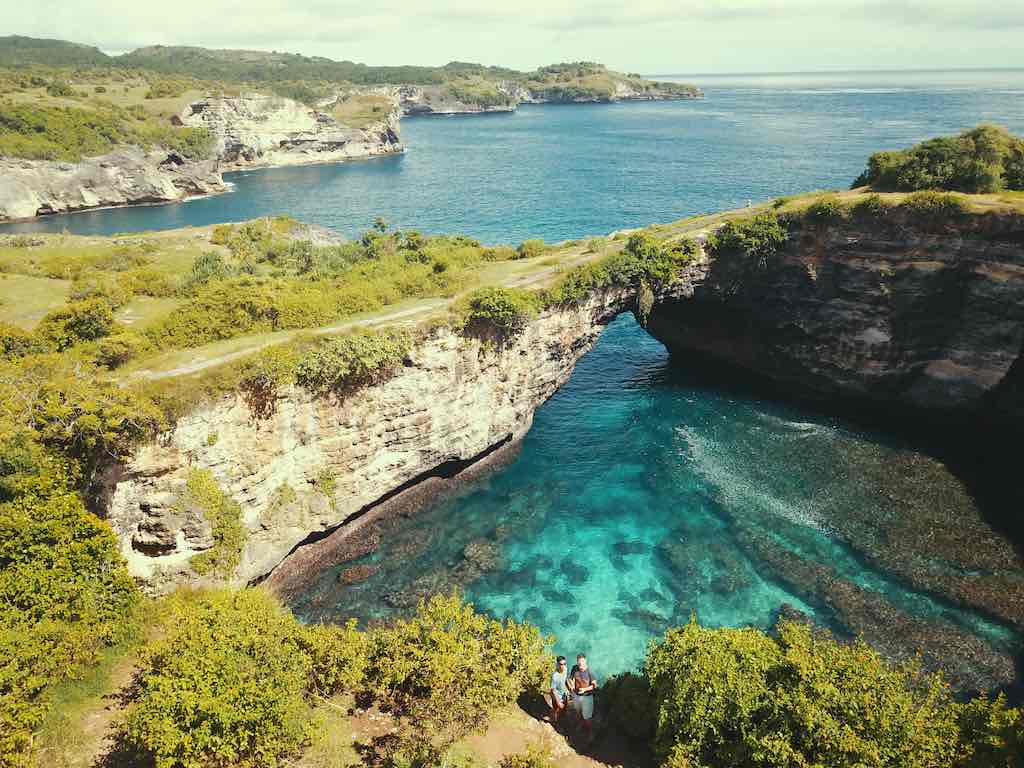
[0,147,225,221]
[647,210,1024,431]
[182,93,403,168]
[104,288,642,592]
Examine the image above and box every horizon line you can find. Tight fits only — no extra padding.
[649,66,1024,78]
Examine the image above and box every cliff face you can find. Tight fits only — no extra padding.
[397,86,515,116]
[182,93,403,168]
[646,212,1024,430]
[104,290,636,592]
[0,147,225,221]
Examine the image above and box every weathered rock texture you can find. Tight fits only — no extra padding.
[0,147,225,221]
[105,289,636,592]
[182,93,403,168]
[647,211,1024,431]
[397,85,515,116]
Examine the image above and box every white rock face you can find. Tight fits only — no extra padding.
[104,290,636,592]
[0,147,225,221]
[181,92,403,168]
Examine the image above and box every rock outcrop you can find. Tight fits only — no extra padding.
[103,289,639,592]
[397,85,515,116]
[182,93,403,168]
[646,211,1024,431]
[0,147,225,221]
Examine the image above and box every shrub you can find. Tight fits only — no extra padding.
[295,330,410,395]
[515,239,547,259]
[499,745,558,768]
[645,618,960,767]
[95,331,151,368]
[459,287,541,338]
[45,79,75,97]
[182,469,247,579]
[35,298,116,350]
[603,671,656,743]
[301,620,371,696]
[852,193,892,219]
[803,195,845,224]
[368,593,552,754]
[144,79,185,99]
[0,354,165,470]
[0,458,139,763]
[0,322,48,359]
[706,212,789,269]
[900,190,968,220]
[481,245,516,261]
[181,250,235,292]
[957,694,1024,767]
[126,588,313,768]
[69,274,132,308]
[855,124,1024,193]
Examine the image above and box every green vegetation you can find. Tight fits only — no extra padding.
[295,330,411,395]
[125,590,550,768]
[855,124,1024,194]
[179,469,247,578]
[0,35,111,69]
[458,287,542,338]
[543,231,698,307]
[0,427,141,764]
[618,617,1023,768]
[0,102,214,161]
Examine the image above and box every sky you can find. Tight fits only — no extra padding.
[7,1,1024,74]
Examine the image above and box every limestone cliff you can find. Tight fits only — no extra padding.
[0,147,225,221]
[181,93,403,168]
[646,210,1024,431]
[104,289,638,592]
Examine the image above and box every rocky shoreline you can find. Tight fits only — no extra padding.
[0,147,226,222]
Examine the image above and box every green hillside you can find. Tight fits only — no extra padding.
[0,35,111,68]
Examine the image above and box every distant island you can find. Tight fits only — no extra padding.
[0,36,702,222]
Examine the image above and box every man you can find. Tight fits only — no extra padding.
[548,656,570,725]
[569,654,598,741]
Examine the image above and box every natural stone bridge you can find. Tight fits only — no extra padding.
[103,211,1024,593]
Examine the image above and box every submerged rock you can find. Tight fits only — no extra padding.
[560,559,590,586]
[613,540,649,556]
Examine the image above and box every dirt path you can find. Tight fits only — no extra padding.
[129,214,723,385]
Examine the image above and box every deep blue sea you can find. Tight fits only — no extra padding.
[12,70,1024,689]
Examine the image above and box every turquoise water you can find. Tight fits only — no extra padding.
[290,316,1022,689]
[8,70,1024,688]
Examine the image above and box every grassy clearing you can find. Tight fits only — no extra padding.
[0,273,71,327]
[332,93,395,128]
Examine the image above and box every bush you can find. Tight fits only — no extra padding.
[855,124,1024,193]
[957,694,1024,767]
[181,469,247,579]
[852,193,892,219]
[0,451,139,763]
[459,287,541,338]
[515,239,547,259]
[0,322,48,360]
[900,190,969,219]
[95,331,151,368]
[804,195,845,224]
[301,620,371,696]
[706,212,789,269]
[126,589,314,768]
[498,745,558,768]
[603,671,656,743]
[645,618,960,767]
[35,298,116,350]
[295,330,410,395]
[69,274,133,308]
[368,593,552,753]
[0,353,165,472]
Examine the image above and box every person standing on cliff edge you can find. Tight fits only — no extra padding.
[569,654,598,742]
[548,656,570,726]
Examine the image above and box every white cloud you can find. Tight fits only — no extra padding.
[7,0,1024,71]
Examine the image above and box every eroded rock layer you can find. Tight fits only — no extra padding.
[104,289,634,592]
[646,212,1024,429]
[0,147,225,221]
